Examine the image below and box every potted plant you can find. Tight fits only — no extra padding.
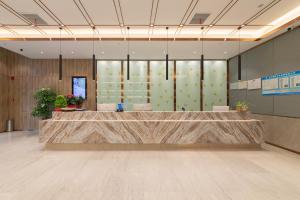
[235,101,243,112]
[236,101,249,112]
[54,95,68,111]
[75,96,84,109]
[241,101,249,112]
[66,94,77,108]
[32,88,56,119]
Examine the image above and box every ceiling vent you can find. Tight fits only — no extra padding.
[189,13,210,24]
[21,14,48,25]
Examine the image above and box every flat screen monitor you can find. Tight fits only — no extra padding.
[72,76,87,99]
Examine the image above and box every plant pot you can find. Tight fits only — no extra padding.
[54,108,62,111]
[67,104,76,108]
[241,107,248,112]
[236,106,242,112]
[76,103,83,109]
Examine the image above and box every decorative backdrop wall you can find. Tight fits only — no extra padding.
[97,60,227,111]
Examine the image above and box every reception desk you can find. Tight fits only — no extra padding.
[39,111,264,148]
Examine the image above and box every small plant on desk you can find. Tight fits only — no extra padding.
[236,101,249,112]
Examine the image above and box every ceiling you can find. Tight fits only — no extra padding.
[0,0,300,59]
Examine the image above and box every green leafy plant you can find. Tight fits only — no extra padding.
[235,100,249,112]
[55,95,67,108]
[32,88,56,119]
[66,94,76,105]
[75,96,84,108]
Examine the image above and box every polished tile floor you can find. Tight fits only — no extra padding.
[0,131,300,200]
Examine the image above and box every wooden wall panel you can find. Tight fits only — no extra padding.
[0,48,96,131]
[0,48,9,132]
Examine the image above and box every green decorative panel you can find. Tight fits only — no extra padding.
[150,61,174,111]
[203,61,227,111]
[123,61,148,111]
[97,61,121,104]
[176,61,201,111]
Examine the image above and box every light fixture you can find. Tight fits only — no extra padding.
[165,26,169,80]
[59,27,62,80]
[209,24,213,27]
[40,51,44,54]
[238,26,242,81]
[120,23,124,27]
[71,51,75,54]
[241,24,245,27]
[92,26,96,80]
[179,24,183,27]
[150,24,154,27]
[201,27,204,81]
[127,26,130,80]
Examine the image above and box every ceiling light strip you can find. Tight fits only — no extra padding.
[0,1,32,25]
[182,0,199,25]
[178,0,196,27]
[242,0,281,25]
[33,0,64,26]
[152,0,160,25]
[117,0,125,25]
[205,0,239,35]
[149,0,155,25]
[175,0,199,36]
[209,0,239,26]
[73,0,95,27]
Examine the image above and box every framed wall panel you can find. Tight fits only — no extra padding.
[203,61,227,111]
[123,61,148,111]
[150,61,174,111]
[176,61,201,111]
[97,61,121,104]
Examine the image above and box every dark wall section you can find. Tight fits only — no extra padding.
[229,27,300,118]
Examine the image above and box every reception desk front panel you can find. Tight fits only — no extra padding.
[39,111,263,146]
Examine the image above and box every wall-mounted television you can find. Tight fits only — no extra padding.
[72,76,87,99]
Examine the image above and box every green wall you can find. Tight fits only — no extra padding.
[97,60,227,111]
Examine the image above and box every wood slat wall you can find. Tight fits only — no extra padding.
[0,48,9,132]
[0,48,96,131]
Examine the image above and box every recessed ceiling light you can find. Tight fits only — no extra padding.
[31,24,35,27]
[180,24,184,27]
[61,24,64,27]
[224,51,227,54]
[150,24,154,27]
[120,23,124,27]
[132,51,135,54]
[101,51,104,54]
[40,51,44,54]
[209,24,213,27]
[71,51,75,54]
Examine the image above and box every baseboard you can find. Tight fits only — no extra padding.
[44,143,262,151]
[264,142,300,155]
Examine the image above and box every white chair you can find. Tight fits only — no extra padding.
[212,106,229,112]
[132,103,152,111]
[97,104,116,111]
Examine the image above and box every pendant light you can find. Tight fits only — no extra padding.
[92,26,96,80]
[238,26,241,81]
[127,26,130,80]
[200,26,204,81]
[165,26,169,80]
[59,27,62,80]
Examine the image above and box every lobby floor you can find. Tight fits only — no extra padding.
[0,131,300,200]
